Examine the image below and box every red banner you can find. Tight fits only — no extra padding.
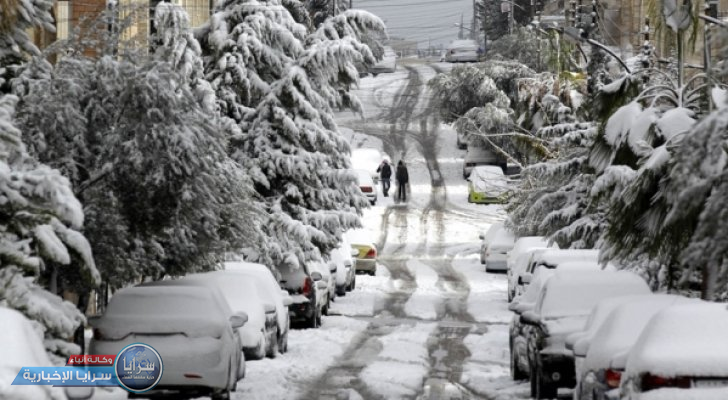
[66,355,116,366]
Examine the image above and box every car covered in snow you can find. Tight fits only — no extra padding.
[507,236,556,302]
[351,148,385,183]
[278,259,327,328]
[369,46,397,76]
[619,302,728,400]
[355,169,378,205]
[89,285,245,400]
[570,294,695,400]
[444,39,479,62]
[331,237,357,295]
[462,145,507,179]
[520,270,650,399]
[515,249,601,296]
[479,222,515,271]
[223,261,294,356]
[467,165,510,204]
[346,228,378,275]
[309,260,337,315]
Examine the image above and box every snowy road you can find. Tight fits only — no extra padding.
[205,60,566,400]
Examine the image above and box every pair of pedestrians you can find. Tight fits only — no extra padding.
[376,160,409,202]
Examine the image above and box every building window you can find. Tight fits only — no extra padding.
[56,1,71,40]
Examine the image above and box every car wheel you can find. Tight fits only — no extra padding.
[211,389,231,400]
[254,335,266,360]
[350,275,356,290]
[508,288,514,302]
[306,309,319,329]
[337,286,346,296]
[369,270,376,276]
[278,330,288,354]
[322,296,330,316]
[510,348,527,380]
[316,306,323,327]
[266,328,279,358]
[535,359,558,399]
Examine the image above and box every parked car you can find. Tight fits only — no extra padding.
[347,228,377,275]
[223,261,293,355]
[351,148,385,183]
[310,260,337,315]
[520,270,650,399]
[355,169,377,205]
[514,249,601,296]
[444,39,479,62]
[509,267,557,381]
[571,294,694,400]
[479,222,515,271]
[89,285,245,400]
[331,238,357,295]
[620,302,728,400]
[278,259,327,328]
[468,165,510,204]
[507,236,555,302]
[369,46,397,76]
[462,145,507,179]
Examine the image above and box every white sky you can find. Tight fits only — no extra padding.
[352,0,476,49]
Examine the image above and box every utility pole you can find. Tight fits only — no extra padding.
[350,0,352,9]
[332,0,337,15]
[459,13,465,39]
[472,0,477,39]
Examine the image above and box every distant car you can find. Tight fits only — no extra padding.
[571,294,695,400]
[355,169,377,205]
[468,165,510,204]
[520,270,650,399]
[351,148,385,183]
[462,146,507,179]
[479,222,515,271]
[223,261,293,355]
[620,302,728,400]
[278,259,327,328]
[507,236,557,302]
[370,46,397,76]
[89,285,245,400]
[445,39,479,62]
[346,228,377,275]
[331,237,357,295]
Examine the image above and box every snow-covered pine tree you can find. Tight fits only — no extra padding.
[0,0,54,61]
[305,0,348,27]
[0,87,100,363]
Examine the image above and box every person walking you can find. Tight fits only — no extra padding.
[376,159,392,197]
[395,160,409,202]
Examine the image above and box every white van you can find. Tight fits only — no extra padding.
[462,146,506,178]
[445,39,479,62]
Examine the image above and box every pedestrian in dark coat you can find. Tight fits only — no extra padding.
[376,160,392,196]
[395,160,409,202]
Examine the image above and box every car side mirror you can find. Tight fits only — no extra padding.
[263,303,276,314]
[230,312,248,329]
[478,234,485,240]
[65,387,94,400]
[520,310,540,326]
[508,301,521,312]
[87,315,101,327]
[351,248,360,257]
[518,273,532,285]
[316,281,328,290]
[311,271,323,281]
[329,263,337,273]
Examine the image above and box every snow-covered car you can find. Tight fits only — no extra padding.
[355,168,378,205]
[222,261,294,355]
[369,46,397,76]
[278,259,327,328]
[515,249,601,295]
[89,285,245,400]
[462,145,507,179]
[444,39,479,62]
[351,148,385,183]
[519,270,650,399]
[468,165,510,204]
[331,237,357,295]
[479,222,515,271]
[346,228,378,275]
[571,294,695,400]
[507,236,556,302]
[310,260,337,315]
[182,271,278,360]
[509,267,557,381]
[620,302,728,400]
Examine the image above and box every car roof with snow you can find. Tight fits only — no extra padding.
[345,228,376,247]
[536,270,650,320]
[354,169,375,185]
[472,165,505,177]
[625,302,728,377]
[447,39,478,50]
[529,249,599,268]
[585,294,697,371]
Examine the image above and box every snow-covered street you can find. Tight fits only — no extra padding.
[224,60,534,400]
